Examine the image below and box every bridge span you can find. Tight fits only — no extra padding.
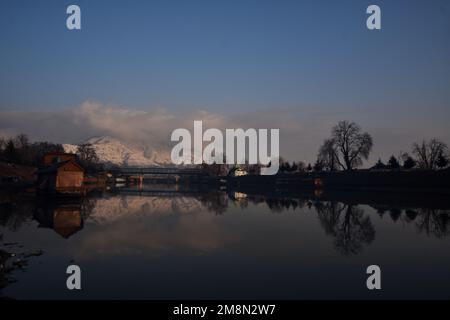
[108,166,206,176]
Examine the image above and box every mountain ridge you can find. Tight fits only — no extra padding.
[63,136,171,167]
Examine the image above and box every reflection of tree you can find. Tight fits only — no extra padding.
[405,209,418,222]
[198,192,228,215]
[80,196,96,219]
[264,197,307,213]
[369,205,450,238]
[389,208,402,222]
[416,209,450,238]
[265,198,285,213]
[315,201,375,256]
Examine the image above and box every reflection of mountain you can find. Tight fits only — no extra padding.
[63,136,171,166]
[2,191,450,262]
[69,195,234,260]
[86,196,205,225]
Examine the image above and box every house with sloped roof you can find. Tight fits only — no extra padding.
[37,154,84,195]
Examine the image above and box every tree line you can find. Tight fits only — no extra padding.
[2,123,449,174]
[276,120,449,174]
[0,134,64,167]
[313,120,449,172]
[0,134,102,172]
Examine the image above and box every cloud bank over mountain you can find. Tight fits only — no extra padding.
[1,101,449,165]
[0,101,322,163]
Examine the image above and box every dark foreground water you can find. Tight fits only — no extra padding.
[1,185,450,299]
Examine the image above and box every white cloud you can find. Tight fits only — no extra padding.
[1,101,449,166]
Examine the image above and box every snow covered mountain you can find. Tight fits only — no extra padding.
[63,136,171,167]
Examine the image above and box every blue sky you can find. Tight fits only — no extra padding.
[0,0,449,163]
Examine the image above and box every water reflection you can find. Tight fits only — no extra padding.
[1,189,450,249]
[33,201,82,238]
[409,208,449,238]
[315,202,375,256]
[0,192,450,242]
[1,187,450,298]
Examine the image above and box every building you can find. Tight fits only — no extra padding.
[37,153,84,194]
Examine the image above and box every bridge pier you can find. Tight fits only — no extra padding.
[138,174,143,189]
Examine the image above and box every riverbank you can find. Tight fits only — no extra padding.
[228,169,450,193]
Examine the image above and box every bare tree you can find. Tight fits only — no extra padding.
[412,138,448,170]
[14,134,29,149]
[320,121,373,171]
[0,137,5,151]
[317,138,338,171]
[15,134,31,164]
[77,143,101,171]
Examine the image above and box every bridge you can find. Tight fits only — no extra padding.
[107,166,225,188]
[108,166,205,176]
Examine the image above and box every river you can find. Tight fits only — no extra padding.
[1,185,450,299]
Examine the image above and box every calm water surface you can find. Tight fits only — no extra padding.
[1,185,450,299]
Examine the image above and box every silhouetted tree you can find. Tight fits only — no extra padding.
[278,159,303,174]
[286,162,293,172]
[388,155,400,169]
[14,134,29,149]
[306,163,312,172]
[278,157,286,173]
[436,152,449,169]
[0,134,67,166]
[296,161,306,173]
[14,134,31,164]
[321,121,373,171]
[28,141,64,166]
[372,158,386,170]
[0,137,5,151]
[291,162,298,172]
[402,154,416,169]
[313,159,324,172]
[412,138,448,170]
[317,139,338,171]
[3,140,19,163]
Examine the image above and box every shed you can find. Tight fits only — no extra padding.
[37,160,84,194]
